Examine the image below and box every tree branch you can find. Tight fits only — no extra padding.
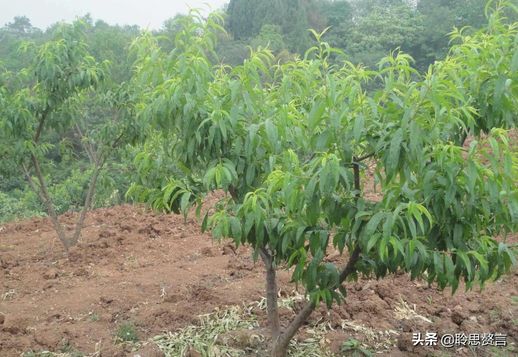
[24,157,70,250]
[353,158,362,200]
[70,155,107,246]
[33,106,51,144]
[75,123,98,165]
[354,152,375,163]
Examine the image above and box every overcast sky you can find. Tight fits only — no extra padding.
[0,0,229,30]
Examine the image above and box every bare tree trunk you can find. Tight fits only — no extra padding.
[270,246,362,357]
[25,152,106,251]
[260,247,281,343]
[25,156,71,250]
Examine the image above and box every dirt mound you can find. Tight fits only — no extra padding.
[0,205,516,356]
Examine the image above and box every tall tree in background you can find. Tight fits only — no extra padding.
[344,0,424,66]
[83,16,140,83]
[319,0,353,50]
[0,16,44,72]
[220,0,503,69]
[416,0,488,69]
[226,0,312,53]
[251,24,286,53]
[4,16,37,35]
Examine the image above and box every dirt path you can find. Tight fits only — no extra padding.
[0,205,516,356]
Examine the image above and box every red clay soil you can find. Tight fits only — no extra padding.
[0,204,517,356]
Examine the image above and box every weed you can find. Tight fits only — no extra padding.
[488,345,518,357]
[22,352,54,357]
[88,311,99,322]
[58,340,84,357]
[340,338,373,357]
[115,322,139,343]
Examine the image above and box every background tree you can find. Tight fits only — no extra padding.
[173,0,508,69]
[415,0,488,69]
[226,0,313,53]
[319,0,354,50]
[251,24,286,54]
[129,4,517,356]
[0,16,45,72]
[83,16,140,83]
[344,0,424,66]
[4,16,37,35]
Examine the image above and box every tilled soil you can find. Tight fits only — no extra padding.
[0,204,516,356]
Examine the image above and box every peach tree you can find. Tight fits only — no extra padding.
[0,21,137,250]
[129,6,517,356]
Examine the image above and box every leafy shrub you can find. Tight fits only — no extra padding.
[0,190,45,223]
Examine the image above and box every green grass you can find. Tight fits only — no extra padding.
[88,311,99,322]
[115,322,139,343]
[488,345,518,357]
[340,338,373,356]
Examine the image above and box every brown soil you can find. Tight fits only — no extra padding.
[0,204,516,356]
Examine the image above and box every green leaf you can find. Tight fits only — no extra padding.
[245,164,256,186]
[469,251,488,277]
[203,167,216,189]
[308,100,326,130]
[365,211,386,237]
[494,76,506,107]
[378,236,389,263]
[366,233,380,253]
[305,176,318,201]
[511,46,518,72]
[281,234,291,255]
[386,128,403,179]
[180,192,191,216]
[264,119,278,150]
[229,216,242,243]
[389,236,404,257]
[353,114,364,142]
[444,254,456,287]
[456,251,472,280]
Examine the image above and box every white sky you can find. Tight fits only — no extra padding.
[0,0,229,30]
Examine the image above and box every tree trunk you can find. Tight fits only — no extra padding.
[269,245,362,357]
[271,301,314,357]
[26,156,70,250]
[25,153,106,251]
[260,248,281,343]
